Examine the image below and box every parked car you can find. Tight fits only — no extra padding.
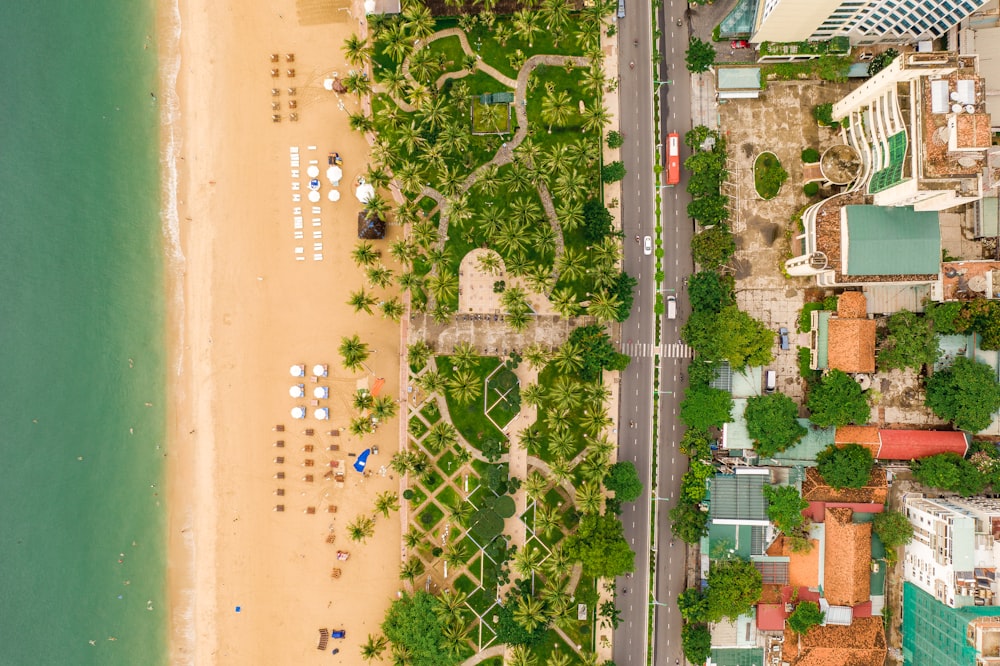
[331,630,346,639]
[643,236,652,256]
[730,40,749,49]
[764,370,776,393]
[617,0,625,18]
[666,295,677,320]
[779,326,790,350]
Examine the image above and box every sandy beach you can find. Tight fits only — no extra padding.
[162,0,402,663]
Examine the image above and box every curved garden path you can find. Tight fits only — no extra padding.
[374,28,592,307]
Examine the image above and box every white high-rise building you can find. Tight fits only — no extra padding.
[903,493,1000,608]
[752,0,989,44]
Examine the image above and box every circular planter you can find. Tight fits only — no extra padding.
[820,144,861,185]
[753,151,787,200]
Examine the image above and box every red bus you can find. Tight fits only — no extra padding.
[666,132,681,186]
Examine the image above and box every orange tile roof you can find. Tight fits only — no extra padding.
[823,507,871,607]
[801,467,887,504]
[876,429,969,460]
[837,292,868,318]
[954,113,992,149]
[835,426,880,445]
[827,318,877,373]
[782,616,887,666]
[766,536,820,588]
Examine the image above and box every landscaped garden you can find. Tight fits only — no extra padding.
[753,151,788,200]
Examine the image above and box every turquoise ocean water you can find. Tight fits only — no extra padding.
[0,1,169,663]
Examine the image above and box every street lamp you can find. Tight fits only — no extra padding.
[654,390,673,396]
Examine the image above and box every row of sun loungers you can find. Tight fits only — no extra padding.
[291,147,323,261]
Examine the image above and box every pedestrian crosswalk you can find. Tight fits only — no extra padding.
[619,341,694,358]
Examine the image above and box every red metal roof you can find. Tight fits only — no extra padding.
[757,603,787,631]
[876,429,969,460]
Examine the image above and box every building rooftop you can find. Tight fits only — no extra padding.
[767,535,820,588]
[902,582,1000,666]
[827,318,877,373]
[824,507,872,607]
[921,66,991,180]
[941,260,1000,301]
[717,67,762,91]
[877,429,970,460]
[758,419,835,467]
[709,470,770,524]
[837,291,868,318]
[843,205,941,277]
[708,647,765,666]
[781,616,886,666]
[801,467,888,504]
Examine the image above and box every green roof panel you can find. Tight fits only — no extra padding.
[844,205,940,276]
[903,582,1000,666]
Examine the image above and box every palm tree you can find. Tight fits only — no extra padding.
[374,491,400,518]
[348,288,379,315]
[588,434,616,459]
[510,195,542,226]
[444,193,472,225]
[360,633,389,662]
[344,71,373,97]
[524,470,548,501]
[540,0,572,33]
[525,265,553,294]
[587,289,622,322]
[349,112,375,133]
[408,46,437,83]
[416,369,446,394]
[548,456,572,485]
[556,248,587,283]
[522,344,550,370]
[412,220,438,250]
[397,271,424,294]
[580,406,612,436]
[512,9,542,46]
[521,382,544,407]
[443,541,467,569]
[424,421,458,453]
[451,341,477,369]
[426,246,451,268]
[366,264,395,288]
[553,168,587,203]
[352,241,380,267]
[393,163,422,196]
[549,376,583,411]
[350,415,374,437]
[544,543,573,579]
[447,368,481,405]
[440,618,470,657]
[549,288,579,319]
[518,429,543,457]
[380,21,412,62]
[365,193,390,220]
[395,120,426,156]
[365,165,392,190]
[545,651,571,666]
[353,389,375,412]
[389,238,419,265]
[380,297,405,322]
[419,96,449,132]
[507,308,531,333]
[494,219,528,256]
[513,545,545,578]
[427,271,458,303]
[476,250,503,275]
[476,164,502,197]
[381,68,408,100]
[439,121,471,157]
[343,33,372,67]
[403,3,435,40]
[407,340,432,369]
[555,200,584,232]
[578,452,610,482]
[534,503,561,537]
[347,514,376,542]
[513,595,548,633]
[505,252,531,278]
[503,161,534,193]
[339,334,371,372]
[551,341,583,374]
[402,530,421,548]
[541,89,573,133]
[548,430,576,460]
[450,500,473,524]
[580,65,607,97]
[575,480,604,515]
[506,645,537,666]
[372,395,398,421]
[581,103,611,134]
[399,557,425,582]
[390,643,414,666]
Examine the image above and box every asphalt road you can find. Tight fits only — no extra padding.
[652,0,696,663]
[611,0,658,663]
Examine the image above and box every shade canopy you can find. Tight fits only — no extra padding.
[355,182,375,203]
[290,364,305,377]
[313,364,328,377]
[307,165,320,178]
[314,386,329,399]
[291,406,306,419]
[289,384,305,398]
[315,407,330,420]
[308,178,321,191]
[353,448,371,472]
[323,78,335,91]
[328,189,340,202]
[308,190,321,202]
[327,166,343,184]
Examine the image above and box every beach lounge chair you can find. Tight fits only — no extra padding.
[313,253,323,261]
[294,232,304,240]
[330,568,342,579]
[325,533,336,543]
[327,429,340,436]
[274,472,285,479]
[305,506,315,514]
[302,444,314,452]
[303,474,314,483]
[291,169,299,178]
[290,146,298,153]
[317,629,329,651]
[274,457,284,464]
[293,207,301,215]
[312,207,321,214]
[274,424,285,432]
[273,440,284,447]
[327,505,337,513]
[304,428,314,436]
[275,488,284,496]
[308,145,317,150]
[296,256,305,261]
[303,459,314,467]
[270,53,279,62]
[313,231,322,239]
[294,247,304,254]
[327,444,340,452]
[274,504,285,512]
[292,194,300,202]
[292,182,300,191]
[289,114,298,122]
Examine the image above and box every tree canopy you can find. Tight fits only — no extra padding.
[685,37,715,73]
[679,384,734,430]
[806,369,870,427]
[670,501,709,544]
[925,356,1000,433]
[787,601,824,635]
[912,452,987,496]
[683,305,775,370]
[816,443,874,490]
[604,461,642,503]
[381,592,457,666]
[569,325,631,382]
[677,588,709,623]
[564,513,635,578]
[705,558,763,622]
[582,199,614,243]
[681,623,712,664]
[763,485,808,535]
[872,510,915,550]
[877,310,940,371]
[688,270,734,314]
[690,225,735,270]
[745,394,807,457]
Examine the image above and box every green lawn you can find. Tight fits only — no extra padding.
[437,355,506,451]
[423,35,466,73]
[417,502,445,531]
[753,151,788,200]
[420,399,441,425]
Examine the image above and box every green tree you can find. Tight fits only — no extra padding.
[681,623,712,665]
[762,485,808,534]
[374,490,400,518]
[582,199,614,243]
[360,633,389,662]
[787,601,824,635]
[677,588,709,623]
[348,514,376,542]
[606,130,624,148]
[925,356,1000,433]
[687,194,729,226]
[683,306,774,370]
[670,501,709,544]
[706,558,763,622]
[806,369,870,427]
[912,452,987,496]
[685,37,715,73]
[812,103,837,127]
[691,225,735,270]
[339,334,371,372]
[815,443,874,490]
[745,394,807,457]
[680,385,734,430]
[679,427,713,461]
[680,460,713,504]
[569,325,631,382]
[564,513,635,578]
[601,161,626,183]
[611,272,638,322]
[873,510,915,549]
[348,288,379,315]
[688,270,734,314]
[878,310,940,371]
[381,591,457,666]
[604,461,642,503]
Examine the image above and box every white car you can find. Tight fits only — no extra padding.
[643,236,652,255]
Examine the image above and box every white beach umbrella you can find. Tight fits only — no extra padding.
[314,386,329,399]
[307,165,320,178]
[291,406,306,419]
[324,78,335,91]
[315,407,330,420]
[313,364,328,377]
[308,178,321,191]
[355,183,375,203]
[328,190,340,202]
[326,166,343,184]
[308,190,321,203]
[290,364,305,377]
[289,384,305,398]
